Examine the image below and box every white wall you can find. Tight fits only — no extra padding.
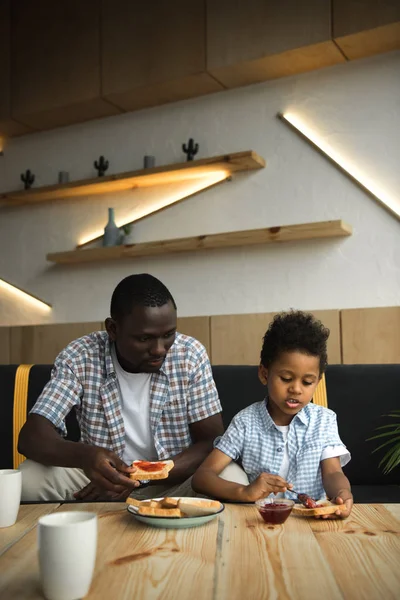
[0,51,399,326]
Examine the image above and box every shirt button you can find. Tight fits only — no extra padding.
[277,447,283,453]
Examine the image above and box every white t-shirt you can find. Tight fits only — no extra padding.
[111,346,158,464]
[275,423,349,496]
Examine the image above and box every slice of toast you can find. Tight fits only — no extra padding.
[126,497,142,508]
[161,497,179,509]
[129,460,174,481]
[292,501,347,517]
[138,506,183,518]
[126,498,162,508]
[177,498,221,517]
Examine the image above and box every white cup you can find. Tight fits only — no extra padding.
[0,469,22,528]
[38,512,97,600]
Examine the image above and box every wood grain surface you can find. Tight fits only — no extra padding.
[0,503,399,599]
[214,503,343,600]
[341,306,400,364]
[0,503,60,556]
[308,504,400,600]
[211,309,341,365]
[10,321,102,364]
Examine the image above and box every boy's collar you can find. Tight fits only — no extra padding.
[263,397,310,427]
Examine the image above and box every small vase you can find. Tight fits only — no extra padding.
[103,208,121,247]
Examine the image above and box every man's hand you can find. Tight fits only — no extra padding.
[316,489,353,519]
[74,481,136,502]
[241,473,292,502]
[79,446,140,496]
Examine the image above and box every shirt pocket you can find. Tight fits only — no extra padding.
[296,442,323,472]
[297,441,323,456]
[159,395,190,435]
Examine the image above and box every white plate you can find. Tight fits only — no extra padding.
[127,497,225,529]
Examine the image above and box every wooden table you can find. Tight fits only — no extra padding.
[0,503,399,599]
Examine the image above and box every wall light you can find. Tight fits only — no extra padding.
[0,278,52,311]
[77,170,229,248]
[278,112,400,222]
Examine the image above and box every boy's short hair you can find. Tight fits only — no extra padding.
[260,310,330,374]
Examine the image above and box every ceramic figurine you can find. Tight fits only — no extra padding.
[21,169,35,189]
[58,171,69,184]
[94,156,109,177]
[121,223,135,244]
[143,155,155,169]
[103,208,121,247]
[182,138,199,161]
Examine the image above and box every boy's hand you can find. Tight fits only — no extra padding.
[333,489,353,518]
[242,472,292,502]
[316,489,353,519]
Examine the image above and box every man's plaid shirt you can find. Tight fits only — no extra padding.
[31,331,222,460]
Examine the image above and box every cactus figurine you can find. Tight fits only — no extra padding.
[21,169,35,189]
[94,155,109,177]
[182,138,199,161]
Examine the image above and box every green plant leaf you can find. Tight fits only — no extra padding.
[371,435,400,453]
[371,424,400,431]
[379,445,400,474]
[368,428,400,441]
[367,409,400,474]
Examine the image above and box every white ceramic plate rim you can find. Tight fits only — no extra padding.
[127,496,225,519]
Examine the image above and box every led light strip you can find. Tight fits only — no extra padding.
[278,112,400,222]
[77,170,229,248]
[0,278,52,311]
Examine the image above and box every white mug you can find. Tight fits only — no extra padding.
[0,469,22,528]
[38,512,97,600]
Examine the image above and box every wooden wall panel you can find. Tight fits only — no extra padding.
[207,0,345,88]
[333,1,400,60]
[11,0,118,130]
[4,307,399,366]
[210,310,341,365]
[210,313,274,365]
[311,310,342,365]
[341,307,400,364]
[0,327,11,364]
[102,0,222,112]
[0,0,31,137]
[10,322,102,364]
[177,317,210,357]
[334,24,400,61]
[333,0,400,36]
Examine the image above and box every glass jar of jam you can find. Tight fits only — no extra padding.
[255,499,294,524]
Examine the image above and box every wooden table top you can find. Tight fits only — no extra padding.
[0,503,399,600]
[0,503,60,556]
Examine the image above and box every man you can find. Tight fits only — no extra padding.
[18,273,225,501]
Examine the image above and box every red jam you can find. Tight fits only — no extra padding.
[258,503,293,524]
[134,461,166,472]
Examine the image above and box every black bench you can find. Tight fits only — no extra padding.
[2,364,399,503]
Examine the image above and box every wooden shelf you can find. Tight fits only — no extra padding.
[0,151,265,208]
[47,220,352,265]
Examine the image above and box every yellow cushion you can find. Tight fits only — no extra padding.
[13,364,33,469]
[313,373,328,408]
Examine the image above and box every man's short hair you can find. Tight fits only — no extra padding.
[110,273,177,320]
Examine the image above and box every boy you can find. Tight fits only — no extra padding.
[192,311,353,518]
